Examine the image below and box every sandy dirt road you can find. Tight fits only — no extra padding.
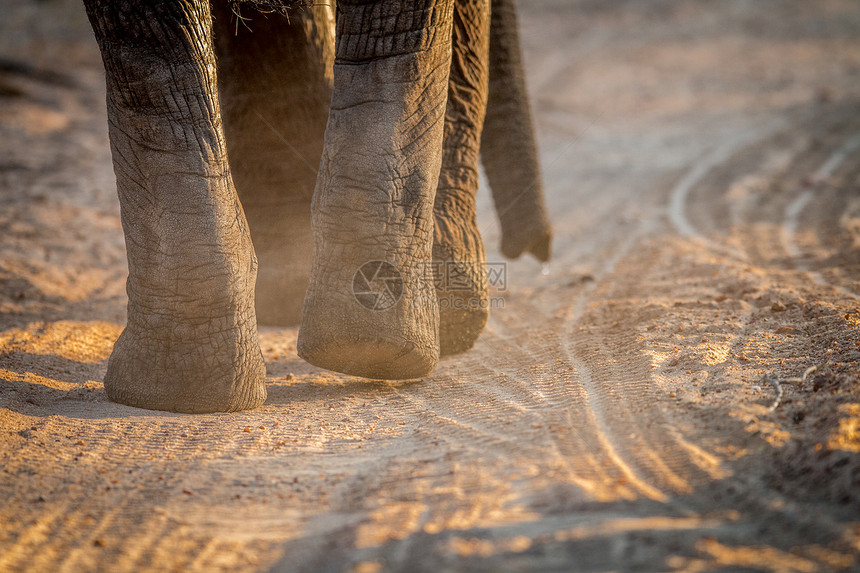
[2,1,860,571]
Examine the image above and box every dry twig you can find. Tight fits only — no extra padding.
[762,362,826,412]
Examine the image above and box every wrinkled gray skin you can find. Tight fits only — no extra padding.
[83,0,551,413]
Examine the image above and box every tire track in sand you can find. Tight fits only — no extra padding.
[668,121,785,262]
[410,218,727,513]
[399,131,778,512]
[782,131,860,301]
[559,229,728,502]
[549,133,813,502]
[672,109,860,301]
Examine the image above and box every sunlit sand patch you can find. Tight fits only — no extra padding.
[0,259,120,303]
[0,368,95,392]
[577,414,668,502]
[555,514,737,543]
[646,348,672,371]
[0,103,70,135]
[839,196,860,250]
[650,340,733,370]
[0,321,121,364]
[697,342,731,366]
[827,403,860,453]
[447,534,532,557]
[730,404,792,448]
[668,433,732,480]
[355,468,541,550]
[667,537,854,572]
[548,463,624,504]
[443,514,736,559]
[350,562,383,573]
[166,504,308,543]
[356,502,427,549]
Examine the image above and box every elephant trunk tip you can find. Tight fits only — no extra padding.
[501,228,552,263]
[527,232,552,262]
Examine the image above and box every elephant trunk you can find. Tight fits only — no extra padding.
[481,0,552,262]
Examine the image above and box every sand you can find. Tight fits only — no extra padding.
[2,0,860,570]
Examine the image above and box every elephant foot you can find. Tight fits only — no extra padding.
[248,205,314,326]
[433,196,489,356]
[105,196,268,413]
[85,0,268,413]
[105,314,267,413]
[299,250,439,379]
[298,12,453,379]
[298,171,443,379]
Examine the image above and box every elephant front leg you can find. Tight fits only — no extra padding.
[298,0,456,379]
[85,0,266,412]
[434,0,492,356]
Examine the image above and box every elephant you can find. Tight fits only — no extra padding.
[82,0,552,413]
